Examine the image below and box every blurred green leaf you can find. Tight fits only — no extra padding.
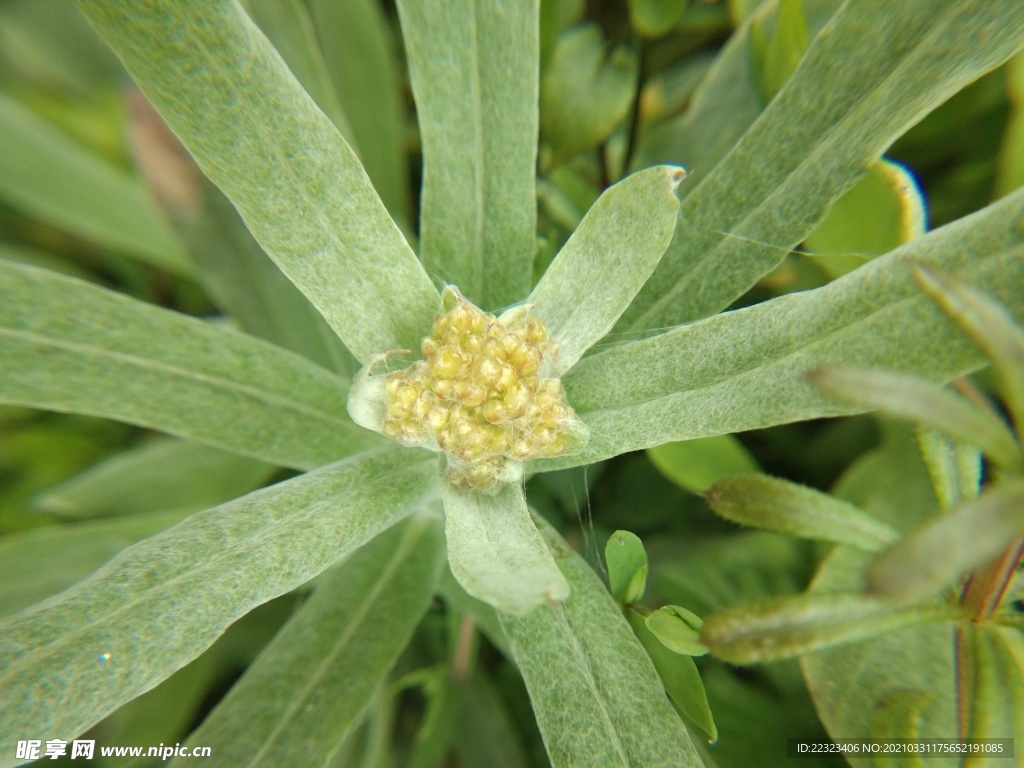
[810,367,1023,473]
[36,437,276,519]
[622,0,1024,332]
[958,623,1024,748]
[702,592,956,665]
[648,434,760,494]
[995,50,1024,199]
[657,532,812,618]
[442,482,569,617]
[869,689,932,762]
[437,566,510,658]
[867,480,1024,601]
[750,0,808,102]
[500,520,703,768]
[605,530,648,605]
[541,24,638,165]
[309,0,410,225]
[174,515,444,767]
[528,165,683,374]
[646,605,707,656]
[0,262,380,470]
[626,610,717,743]
[804,159,927,279]
[628,0,687,38]
[536,189,1024,472]
[0,91,188,274]
[832,423,939,532]
[75,0,439,363]
[800,548,958,758]
[398,0,538,310]
[914,265,1024,434]
[128,93,356,377]
[0,447,437,759]
[0,509,190,617]
[705,473,896,550]
[916,427,982,511]
[454,674,531,768]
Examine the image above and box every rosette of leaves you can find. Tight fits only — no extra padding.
[1,1,1024,767]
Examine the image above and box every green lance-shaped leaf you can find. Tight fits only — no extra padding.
[540,24,638,166]
[867,480,1024,602]
[36,438,276,519]
[528,166,684,375]
[441,481,569,616]
[533,189,1024,472]
[625,610,717,743]
[914,264,1024,435]
[810,367,1024,473]
[0,509,191,618]
[74,0,439,363]
[706,474,899,551]
[605,530,648,605]
[648,434,760,494]
[621,0,1024,332]
[0,91,188,275]
[500,520,704,768]
[701,593,958,666]
[0,447,437,762]
[173,515,444,768]
[397,0,538,309]
[0,262,380,470]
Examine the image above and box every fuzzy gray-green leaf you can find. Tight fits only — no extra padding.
[528,166,683,375]
[914,265,1024,435]
[74,0,439,362]
[0,448,437,762]
[397,0,538,309]
[535,188,1024,471]
[701,593,957,665]
[500,520,704,767]
[0,91,188,274]
[442,481,569,616]
[705,474,897,551]
[622,0,1024,332]
[0,262,379,469]
[173,515,444,767]
[811,367,1023,472]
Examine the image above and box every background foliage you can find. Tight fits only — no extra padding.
[1,1,1023,766]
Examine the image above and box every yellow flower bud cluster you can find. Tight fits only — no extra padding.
[380,293,586,488]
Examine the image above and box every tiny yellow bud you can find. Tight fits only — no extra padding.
[454,380,487,407]
[483,398,507,424]
[429,346,463,379]
[473,355,503,388]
